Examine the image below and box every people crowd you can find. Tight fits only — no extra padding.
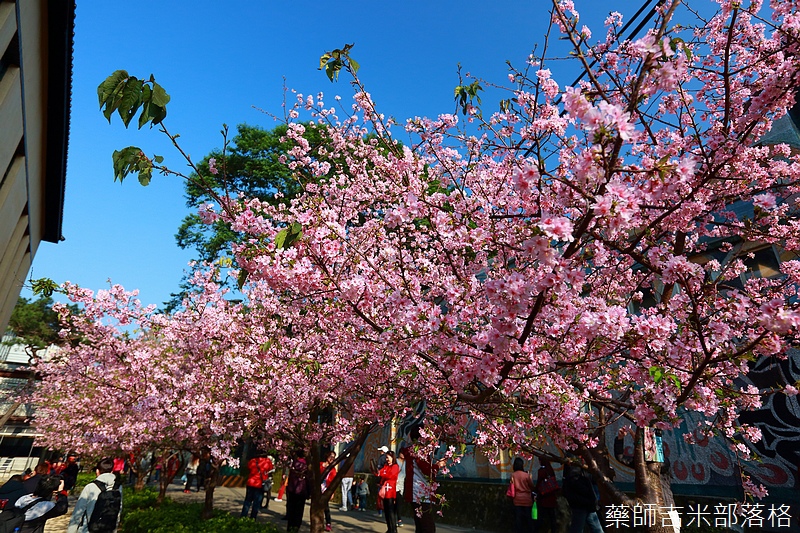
[0,442,625,533]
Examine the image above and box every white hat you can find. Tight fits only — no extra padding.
[378,446,389,453]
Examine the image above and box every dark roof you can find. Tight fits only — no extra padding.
[41,0,75,243]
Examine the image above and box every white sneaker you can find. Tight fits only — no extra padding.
[339,507,347,511]
[274,497,282,501]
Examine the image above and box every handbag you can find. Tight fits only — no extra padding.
[378,483,390,499]
[537,474,558,496]
[505,479,515,498]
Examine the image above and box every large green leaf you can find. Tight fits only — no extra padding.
[151,82,170,107]
[274,228,288,249]
[118,78,144,127]
[112,146,146,183]
[97,70,129,107]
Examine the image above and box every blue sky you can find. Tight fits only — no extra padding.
[28,0,635,308]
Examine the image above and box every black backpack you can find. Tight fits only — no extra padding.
[0,497,41,533]
[87,480,121,533]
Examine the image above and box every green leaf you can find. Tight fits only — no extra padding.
[274,223,303,249]
[274,228,289,249]
[148,104,167,126]
[118,78,144,127]
[153,155,164,164]
[111,146,148,184]
[30,278,60,298]
[237,269,249,290]
[319,53,331,70]
[349,58,360,75]
[649,366,664,384]
[138,102,152,129]
[151,82,170,107]
[137,166,152,186]
[97,70,129,108]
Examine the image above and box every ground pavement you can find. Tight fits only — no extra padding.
[41,481,495,533]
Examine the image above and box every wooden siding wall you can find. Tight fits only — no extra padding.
[0,0,44,333]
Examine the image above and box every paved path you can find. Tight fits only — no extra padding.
[41,482,494,533]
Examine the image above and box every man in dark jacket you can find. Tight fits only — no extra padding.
[16,474,70,533]
[563,462,604,533]
[0,474,27,510]
[22,463,51,494]
[62,455,80,491]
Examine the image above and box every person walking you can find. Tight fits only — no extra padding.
[509,457,536,533]
[241,451,272,519]
[0,474,27,510]
[339,458,355,511]
[320,451,337,531]
[395,452,406,527]
[375,445,389,517]
[183,454,200,493]
[534,459,560,533]
[67,457,122,533]
[563,461,604,533]
[399,426,445,533]
[15,475,69,533]
[62,455,80,491]
[378,451,400,533]
[355,476,369,511]
[286,449,309,533]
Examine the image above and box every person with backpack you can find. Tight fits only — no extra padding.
[67,457,122,533]
[285,449,309,533]
[10,474,69,533]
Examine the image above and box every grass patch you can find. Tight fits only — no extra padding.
[120,487,279,533]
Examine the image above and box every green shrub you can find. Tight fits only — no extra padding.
[119,489,279,533]
[123,486,160,511]
[72,471,96,495]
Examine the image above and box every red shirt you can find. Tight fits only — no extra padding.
[378,463,400,499]
[320,462,337,487]
[247,457,273,488]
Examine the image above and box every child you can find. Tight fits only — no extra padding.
[356,476,370,511]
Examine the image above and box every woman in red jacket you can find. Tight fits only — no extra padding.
[241,452,273,519]
[377,451,400,533]
[320,451,337,532]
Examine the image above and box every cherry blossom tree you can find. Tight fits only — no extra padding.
[30,266,405,526]
[208,2,800,530]
[75,1,800,531]
[30,275,255,514]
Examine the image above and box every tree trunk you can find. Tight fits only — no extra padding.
[579,430,677,533]
[201,460,219,520]
[0,401,22,429]
[632,428,673,533]
[309,495,328,533]
[134,467,146,491]
[157,451,183,504]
